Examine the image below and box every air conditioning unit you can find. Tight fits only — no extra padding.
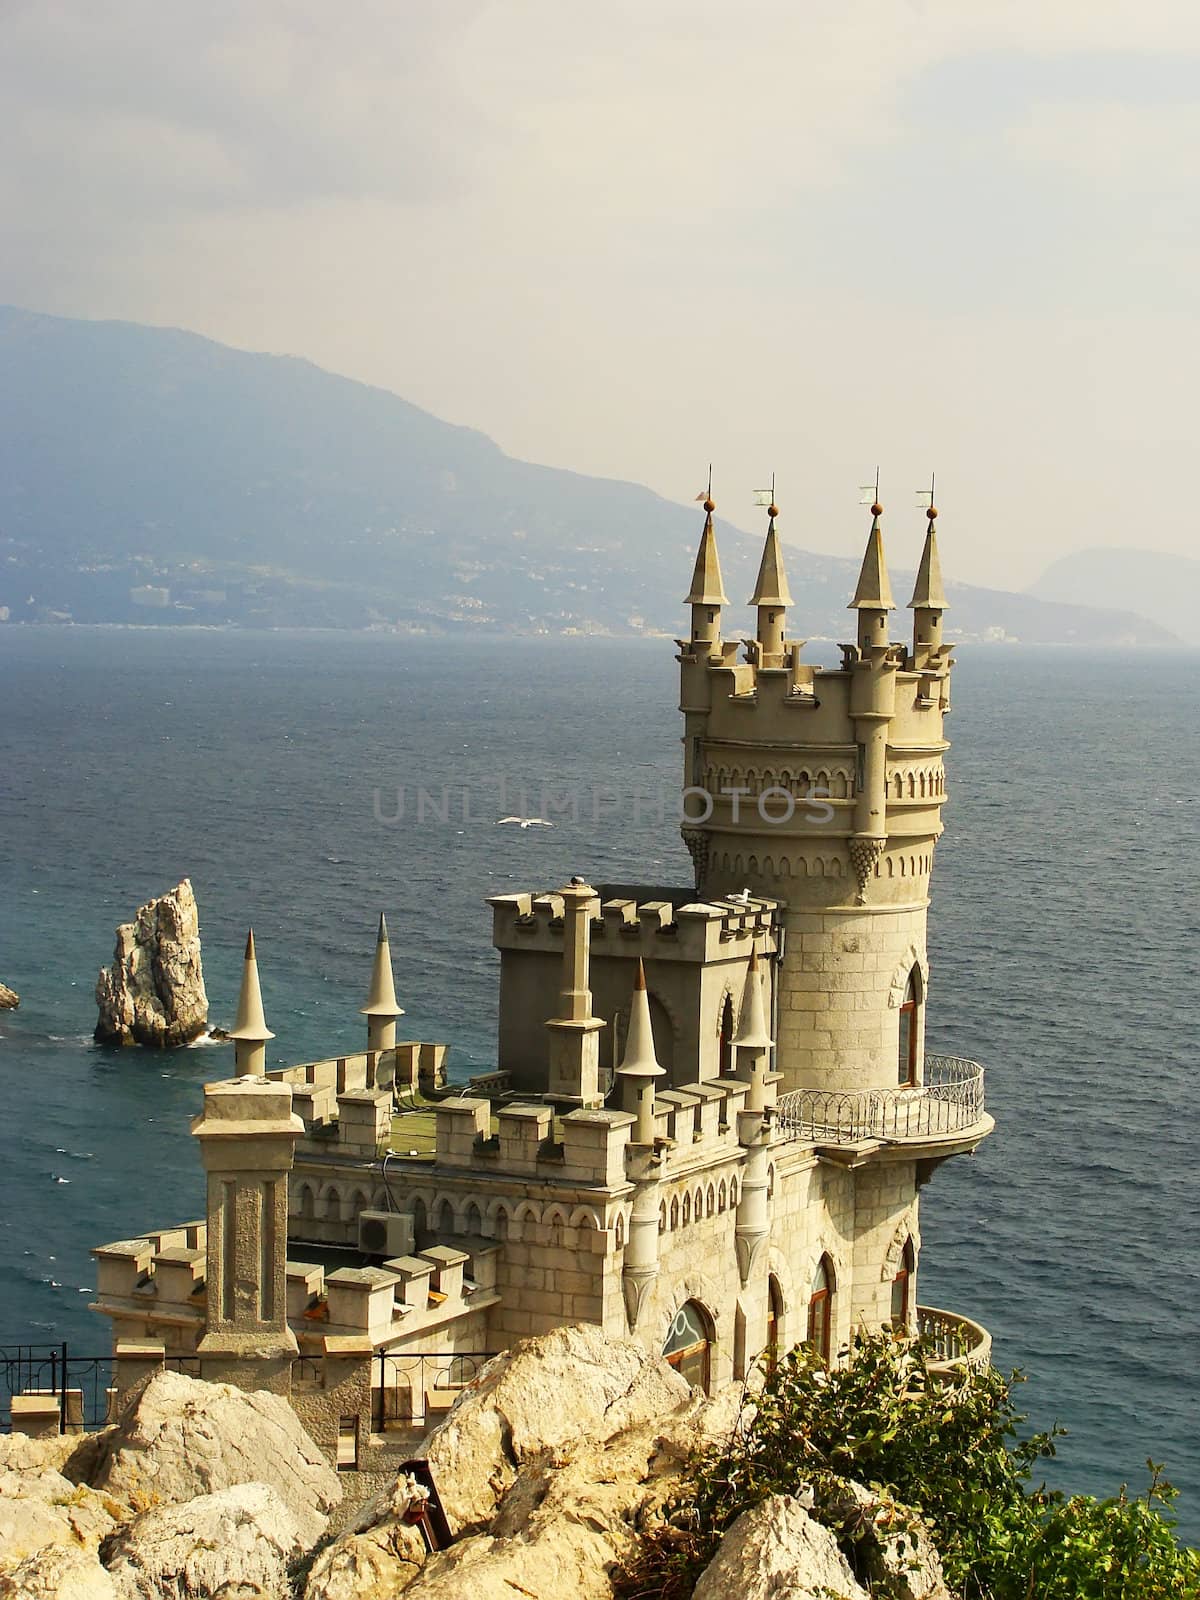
[357,1210,415,1259]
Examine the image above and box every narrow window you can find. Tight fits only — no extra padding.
[807,1255,834,1363]
[718,993,735,1077]
[766,1275,784,1372]
[891,1238,915,1331]
[897,967,920,1087]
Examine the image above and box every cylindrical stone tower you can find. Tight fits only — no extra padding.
[677,498,952,1096]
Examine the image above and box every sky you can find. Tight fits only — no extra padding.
[2,0,1198,590]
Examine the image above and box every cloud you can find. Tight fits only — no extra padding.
[3,0,1200,588]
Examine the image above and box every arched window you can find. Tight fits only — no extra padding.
[898,967,920,1087]
[807,1255,835,1363]
[298,1184,315,1222]
[663,1300,713,1391]
[706,1184,716,1218]
[411,1197,427,1247]
[891,1238,915,1331]
[658,1202,666,1234]
[464,1201,483,1236]
[718,993,735,1077]
[493,1205,508,1241]
[682,1192,692,1226]
[718,1181,727,1213]
[670,1196,679,1230]
[615,1213,625,1249]
[766,1275,785,1372]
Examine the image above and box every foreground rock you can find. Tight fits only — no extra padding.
[307,1324,698,1600]
[92,1369,340,1547]
[0,1542,116,1599]
[422,1321,692,1535]
[0,983,17,1010]
[303,1477,428,1600]
[102,1482,305,1600]
[94,878,208,1046]
[693,1494,869,1600]
[0,1465,127,1567]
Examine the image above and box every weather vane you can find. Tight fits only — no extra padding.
[694,463,715,511]
[916,472,936,515]
[752,473,777,511]
[859,467,882,511]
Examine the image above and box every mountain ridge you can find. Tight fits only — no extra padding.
[0,304,1177,645]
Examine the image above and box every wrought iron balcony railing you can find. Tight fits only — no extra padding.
[774,1054,986,1145]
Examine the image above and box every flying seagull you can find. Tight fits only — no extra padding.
[495,816,555,829]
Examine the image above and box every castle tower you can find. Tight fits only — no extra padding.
[227,930,274,1078]
[678,495,953,1098]
[360,912,404,1054]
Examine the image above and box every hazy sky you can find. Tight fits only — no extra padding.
[3,0,1198,589]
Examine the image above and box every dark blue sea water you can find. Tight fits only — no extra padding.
[1,629,1197,1536]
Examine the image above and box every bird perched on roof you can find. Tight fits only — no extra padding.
[727,888,751,904]
[495,816,554,829]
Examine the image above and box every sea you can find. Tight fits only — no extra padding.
[1,628,1197,1538]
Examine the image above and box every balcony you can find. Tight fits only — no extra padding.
[916,1304,992,1375]
[774,1054,988,1154]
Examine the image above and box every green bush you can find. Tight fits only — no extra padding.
[613,1332,1200,1600]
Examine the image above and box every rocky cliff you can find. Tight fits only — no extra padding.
[0,1328,949,1600]
[0,985,17,1010]
[94,879,208,1047]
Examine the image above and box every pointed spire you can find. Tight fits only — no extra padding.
[849,501,896,611]
[616,960,664,1145]
[684,501,729,607]
[617,961,666,1081]
[229,929,274,1042]
[748,516,793,608]
[908,510,947,610]
[361,912,403,1018]
[734,949,772,1051]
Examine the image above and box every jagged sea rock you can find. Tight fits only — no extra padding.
[421,1321,692,1536]
[0,1426,113,1482]
[0,1466,127,1567]
[0,984,18,1010]
[0,1542,117,1599]
[91,1370,340,1548]
[94,879,208,1047]
[692,1493,869,1600]
[302,1476,428,1600]
[102,1481,305,1600]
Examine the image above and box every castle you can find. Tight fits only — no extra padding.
[89,493,993,1470]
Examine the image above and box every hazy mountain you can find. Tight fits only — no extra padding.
[0,306,1177,645]
[1029,547,1199,647]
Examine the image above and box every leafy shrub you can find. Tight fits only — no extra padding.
[613,1331,1200,1600]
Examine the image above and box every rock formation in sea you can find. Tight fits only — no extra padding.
[0,984,18,1010]
[94,879,208,1047]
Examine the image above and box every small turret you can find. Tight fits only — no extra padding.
[360,912,404,1054]
[849,499,895,653]
[909,504,947,670]
[227,930,274,1078]
[684,495,729,652]
[748,501,792,665]
[733,949,772,1113]
[615,960,665,1144]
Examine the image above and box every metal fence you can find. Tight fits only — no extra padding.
[775,1054,985,1144]
[0,1343,201,1433]
[372,1350,497,1431]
